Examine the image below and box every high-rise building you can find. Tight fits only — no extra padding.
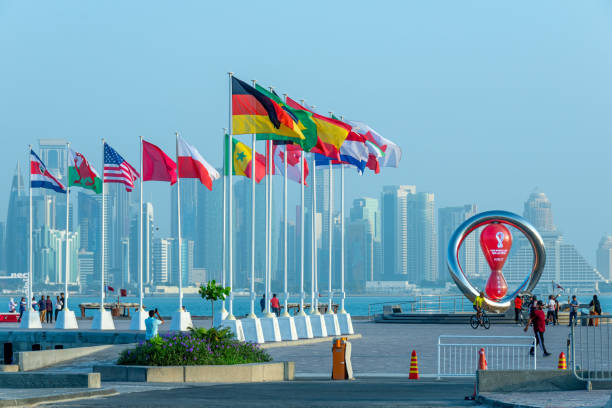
[78,250,95,290]
[438,205,478,283]
[153,237,172,284]
[171,239,194,287]
[346,197,382,288]
[38,139,67,180]
[0,221,5,273]
[5,163,28,274]
[523,191,556,233]
[596,235,612,281]
[381,185,415,280]
[195,170,223,281]
[32,225,79,285]
[409,192,437,283]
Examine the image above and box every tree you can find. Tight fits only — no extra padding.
[198,280,231,325]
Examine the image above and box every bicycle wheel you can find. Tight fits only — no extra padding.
[482,315,491,329]
[470,315,479,329]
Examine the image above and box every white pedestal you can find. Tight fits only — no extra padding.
[19,310,41,329]
[91,308,115,330]
[323,313,341,336]
[293,314,313,339]
[241,317,265,343]
[170,310,193,332]
[54,309,78,329]
[213,307,229,328]
[337,312,354,335]
[259,316,282,342]
[309,313,328,338]
[129,309,148,331]
[277,316,298,341]
[219,318,245,341]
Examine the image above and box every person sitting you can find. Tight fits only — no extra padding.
[473,291,485,320]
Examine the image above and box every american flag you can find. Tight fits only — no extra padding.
[104,143,140,191]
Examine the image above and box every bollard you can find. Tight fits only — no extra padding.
[478,348,487,370]
[332,337,353,380]
[409,350,419,380]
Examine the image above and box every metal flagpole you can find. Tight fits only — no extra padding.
[327,161,333,314]
[64,143,70,310]
[227,73,235,320]
[267,137,274,317]
[340,163,345,313]
[28,146,33,313]
[264,140,271,317]
[311,151,318,315]
[299,149,306,316]
[139,136,144,312]
[282,144,289,316]
[100,138,106,313]
[176,132,183,312]
[221,129,227,315]
[249,81,257,319]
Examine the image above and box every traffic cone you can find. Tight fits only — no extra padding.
[409,350,419,380]
[558,352,567,370]
[478,348,487,370]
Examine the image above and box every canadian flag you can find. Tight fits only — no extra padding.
[178,136,220,190]
[272,143,308,185]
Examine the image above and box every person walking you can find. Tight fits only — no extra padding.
[569,295,579,327]
[145,309,164,341]
[18,297,26,322]
[271,294,281,317]
[8,298,16,313]
[260,295,266,313]
[55,296,62,321]
[524,300,551,357]
[546,295,556,325]
[38,296,46,323]
[45,296,53,323]
[60,293,65,310]
[588,295,602,327]
[514,295,523,324]
[554,296,560,325]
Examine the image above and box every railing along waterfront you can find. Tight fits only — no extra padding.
[570,315,612,384]
[367,294,473,320]
[437,335,536,378]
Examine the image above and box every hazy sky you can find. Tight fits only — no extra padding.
[1,1,612,264]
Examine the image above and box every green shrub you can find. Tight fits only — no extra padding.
[117,328,272,366]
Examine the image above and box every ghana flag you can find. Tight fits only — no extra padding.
[224,136,266,183]
[232,76,305,141]
[254,84,318,152]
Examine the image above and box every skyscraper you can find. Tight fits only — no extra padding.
[523,191,556,233]
[0,221,5,273]
[153,237,171,284]
[5,163,27,274]
[438,205,478,283]
[381,185,415,280]
[346,197,382,289]
[195,173,223,282]
[596,235,612,281]
[409,192,437,283]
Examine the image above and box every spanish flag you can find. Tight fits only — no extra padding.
[224,136,266,183]
[232,76,305,141]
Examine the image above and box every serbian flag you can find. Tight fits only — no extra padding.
[142,140,177,185]
[30,150,66,193]
[272,143,308,185]
[177,136,220,191]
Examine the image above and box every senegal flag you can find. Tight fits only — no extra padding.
[254,84,318,152]
[232,76,305,141]
[68,148,102,194]
[224,137,266,183]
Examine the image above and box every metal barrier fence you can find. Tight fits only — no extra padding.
[368,295,474,319]
[570,315,612,382]
[437,335,536,378]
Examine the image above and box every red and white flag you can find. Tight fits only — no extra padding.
[30,150,66,193]
[272,143,308,185]
[178,136,220,190]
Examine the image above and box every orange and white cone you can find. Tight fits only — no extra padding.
[409,350,419,380]
[478,348,487,370]
[558,352,567,370]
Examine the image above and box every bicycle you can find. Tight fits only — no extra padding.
[470,310,490,329]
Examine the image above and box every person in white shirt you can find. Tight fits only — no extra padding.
[546,295,556,325]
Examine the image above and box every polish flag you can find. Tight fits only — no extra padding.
[178,136,220,190]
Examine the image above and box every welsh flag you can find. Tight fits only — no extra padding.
[68,148,102,194]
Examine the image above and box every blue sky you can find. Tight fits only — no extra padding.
[1,1,612,263]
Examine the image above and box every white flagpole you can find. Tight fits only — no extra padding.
[65,143,70,309]
[100,139,106,313]
[28,146,33,312]
[221,129,227,315]
[311,151,318,315]
[282,144,289,316]
[340,163,346,313]
[139,136,144,312]
[264,140,271,316]
[250,81,257,319]
[298,149,306,317]
[176,132,183,312]
[227,73,235,320]
[327,161,333,314]
[267,137,274,317]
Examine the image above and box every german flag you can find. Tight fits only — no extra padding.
[232,76,305,141]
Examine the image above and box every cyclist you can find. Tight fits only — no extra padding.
[473,291,485,321]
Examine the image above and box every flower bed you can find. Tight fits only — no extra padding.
[117,328,272,366]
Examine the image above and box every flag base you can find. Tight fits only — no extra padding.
[219,318,245,341]
[213,307,229,328]
[259,316,282,342]
[277,316,298,341]
[309,313,328,338]
[323,313,341,336]
[337,312,354,335]
[170,310,193,332]
[129,309,147,331]
[293,314,314,339]
[19,310,42,329]
[242,317,265,343]
[54,309,78,329]
[91,308,115,330]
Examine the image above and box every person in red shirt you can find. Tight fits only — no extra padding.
[270,294,281,317]
[514,296,523,324]
[524,300,551,357]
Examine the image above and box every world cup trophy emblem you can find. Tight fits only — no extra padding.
[479,223,512,300]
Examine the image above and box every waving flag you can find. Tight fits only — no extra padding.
[224,136,266,183]
[272,143,308,185]
[142,140,177,185]
[104,143,140,192]
[345,120,401,168]
[68,148,102,194]
[30,150,66,193]
[178,136,220,191]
